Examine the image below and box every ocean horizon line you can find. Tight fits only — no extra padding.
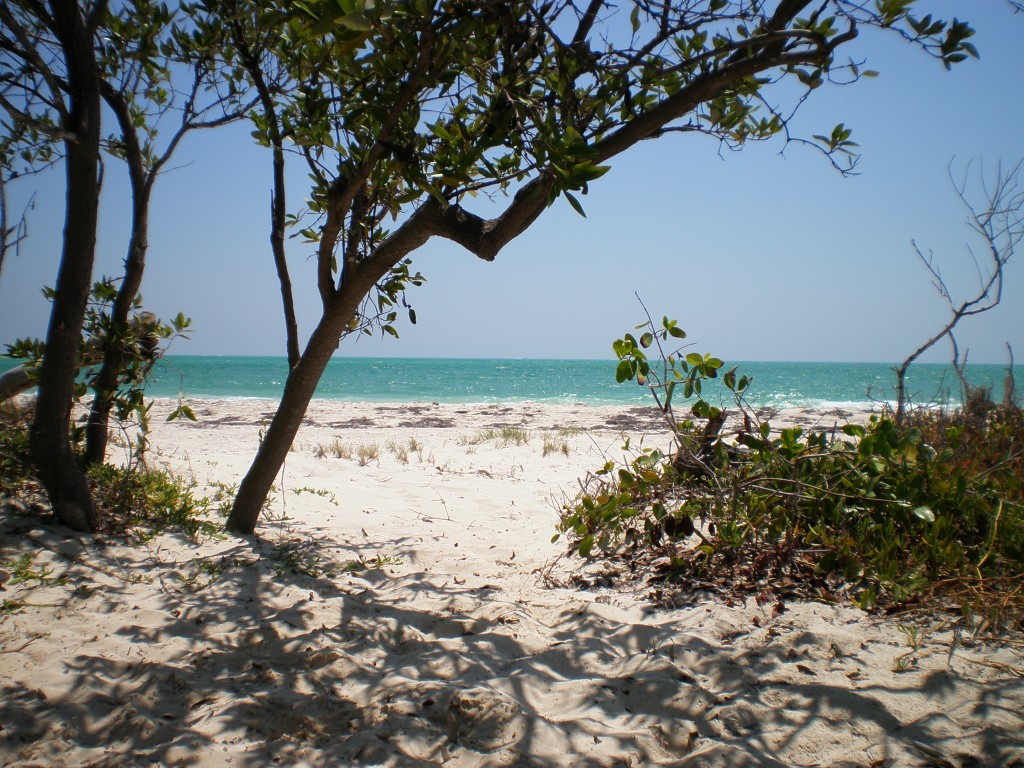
[3,353,1019,368]
[161,353,1021,368]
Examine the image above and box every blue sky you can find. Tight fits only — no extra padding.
[1,1,1022,364]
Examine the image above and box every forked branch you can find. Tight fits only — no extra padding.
[895,159,1024,422]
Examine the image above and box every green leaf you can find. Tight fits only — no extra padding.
[615,359,634,383]
[640,332,653,348]
[913,506,936,523]
[578,534,595,558]
[428,122,451,141]
[338,11,371,30]
[570,163,611,183]
[564,191,587,218]
[167,404,197,422]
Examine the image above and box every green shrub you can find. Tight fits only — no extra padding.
[0,400,34,495]
[1,401,219,539]
[87,463,219,541]
[557,315,1024,626]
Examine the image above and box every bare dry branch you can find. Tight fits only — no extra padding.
[895,159,1024,422]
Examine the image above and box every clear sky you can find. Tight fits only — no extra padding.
[1,1,1022,365]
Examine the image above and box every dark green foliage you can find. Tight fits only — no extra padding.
[5,279,194,449]
[1,393,216,542]
[558,316,1024,626]
[87,464,220,542]
[0,400,34,494]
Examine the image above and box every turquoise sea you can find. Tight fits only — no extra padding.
[6,358,1015,411]
[2,356,1013,410]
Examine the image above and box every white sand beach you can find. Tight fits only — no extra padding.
[1,398,1022,767]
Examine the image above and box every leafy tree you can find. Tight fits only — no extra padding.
[0,1,248,529]
[1,0,109,530]
[82,3,250,465]
[210,0,977,535]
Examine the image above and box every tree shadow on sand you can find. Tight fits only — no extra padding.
[1,511,1023,767]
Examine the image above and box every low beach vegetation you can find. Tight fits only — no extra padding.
[314,439,352,461]
[556,315,1024,629]
[4,551,57,588]
[386,439,409,464]
[292,486,339,506]
[460,426,532,448]
[314,439,393,466]
[87,464,221,542]
[208,481,240,519]
[1,396,219,543]
[187,554,253,586]
[356,443,381,467]
[344,553,404,573]
[397,437,430,463]
[271,539,337,579]
[0,400,34,502]
[543,434,572,458]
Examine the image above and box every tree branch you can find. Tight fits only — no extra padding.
[317,15,438,303]
[594,34,847,163]
[0,4,70,125]
[0,93,77,142]
[571,0,605,49]
[895,158,1023,422]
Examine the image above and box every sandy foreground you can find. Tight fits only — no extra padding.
[1,398,1022,768]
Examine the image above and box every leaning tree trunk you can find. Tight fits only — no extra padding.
[225,191,441,535]
[30,2,103,531]
[225,304,352,534]
[0,365,32,402]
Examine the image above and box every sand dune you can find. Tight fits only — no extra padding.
[2,399,1022,767]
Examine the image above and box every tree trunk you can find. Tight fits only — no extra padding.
[225,305,350,534]
[271,149,301,371]
[84,184,150,466]
[894,361,909,425]
[30,2,103,531]
[0,365,33,402]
